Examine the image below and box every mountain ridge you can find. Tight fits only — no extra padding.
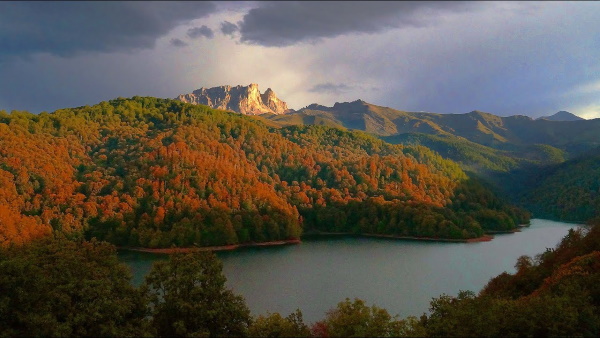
[265,100,600,150]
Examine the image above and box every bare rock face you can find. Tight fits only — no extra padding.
[176,83,289,115]
[260,88,289,114]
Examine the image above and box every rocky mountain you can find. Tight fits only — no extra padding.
[176,83,289,115]
[538,111,585,121]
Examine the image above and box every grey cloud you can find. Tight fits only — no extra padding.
[187,25,214,39]
[308,83,355,95]
[341,3,600,118]
[220,21,239,36]
[237,1,477,47]
[170,38,188,48]
[0,2,217,60]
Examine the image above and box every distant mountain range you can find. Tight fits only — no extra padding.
[262,99,599,153]
[176,85,590,148]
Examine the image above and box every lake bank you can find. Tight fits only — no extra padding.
[119,239,302,254]
[119,232,498,254]
[303,231,495,243]
[120,219,580,323]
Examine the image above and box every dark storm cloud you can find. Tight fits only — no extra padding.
[220,21,239,36]
[170,38,188,48]
[237,1,477,47]
[308,83,355,95]
[0,1,217,60]
[187,25,215,39]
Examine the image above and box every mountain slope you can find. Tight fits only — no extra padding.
[0,97,528,248]
[519,147,600,222]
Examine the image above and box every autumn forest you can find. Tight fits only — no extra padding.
[0,97,529,248]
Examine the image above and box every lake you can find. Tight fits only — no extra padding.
[119,218,579,323]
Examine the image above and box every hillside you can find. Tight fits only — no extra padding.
[518,147,600,222]
[0,97,528,248]
[382,133,567,176]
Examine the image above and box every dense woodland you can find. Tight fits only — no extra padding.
[2,219,599,336]
[0,97,528,248]
[519,149,600,222]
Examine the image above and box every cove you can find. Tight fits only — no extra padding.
[119,218,579,324]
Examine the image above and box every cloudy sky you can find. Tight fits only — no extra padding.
[1,1,599,118]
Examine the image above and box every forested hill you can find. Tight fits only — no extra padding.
[0,97,528,248]
[518,148,600,222]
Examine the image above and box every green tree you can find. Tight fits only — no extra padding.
[313,298,425,337]
[0,236,148,337]
[248,309,311,337]
[142,251,251,337]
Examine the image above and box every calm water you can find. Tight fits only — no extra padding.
[119,218,579,323]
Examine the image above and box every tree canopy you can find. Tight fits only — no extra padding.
[142,251,251,337]
[0,236,148,337]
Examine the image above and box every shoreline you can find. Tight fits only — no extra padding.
[119,239,302,254]
[120,227,528,254]
[484,229,521,234]
[303,231,495,243]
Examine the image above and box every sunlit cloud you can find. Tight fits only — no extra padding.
[565,80,600,97]
[569,104,600,120]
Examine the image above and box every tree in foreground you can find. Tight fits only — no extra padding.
[142,251,251,337]
[423,224,600,337]
[311,298,426,337]
[0,236,148,337]
[248,309,311,337]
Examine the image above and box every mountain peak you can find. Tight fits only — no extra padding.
[303,103,331,111]
[538,111,584,121]
[176,84,289,115]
